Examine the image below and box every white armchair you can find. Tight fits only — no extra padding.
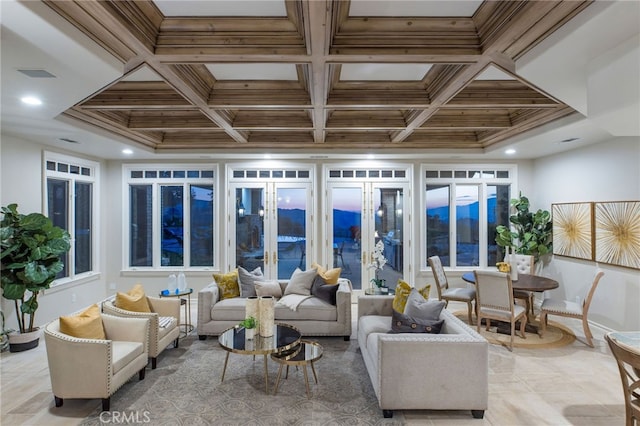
[44,314,150,412]
[103,296,181,369]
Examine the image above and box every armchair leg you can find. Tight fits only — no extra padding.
[54,396,63,407]
[198,335,207,341]
[151,357,157,369]
[383,410,393,418]
[139,367,146,380]
[175,337,180,348]
[471,410,485,419]
[102,398,110,412]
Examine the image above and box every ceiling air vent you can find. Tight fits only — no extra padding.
[59,138,80,144]
[17,69,56,78]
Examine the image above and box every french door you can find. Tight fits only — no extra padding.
[325,165,411,293]
[228,167,313,280]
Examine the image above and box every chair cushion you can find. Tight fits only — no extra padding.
[211,298,247,321]
[283,267,317,296]
[311,262,341,285]
[357,315,390,351]
[112,341,144,374]
[393,279,431,313]
[158,318,178,339]
[59,304,106,340]
[442,286,476,301]
[116,284,151,312]
[310,274,339,305]
[403,288,446,321]
[480,304,526,321]
[213,270,240,300]
[255,280,283,298]
[389,309,444,334]
[541,298,582,315]
[238,266,265,297]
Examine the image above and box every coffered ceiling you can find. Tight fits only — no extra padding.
[33,0,593,154]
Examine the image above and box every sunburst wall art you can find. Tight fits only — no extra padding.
[595,201,640,270]
[552,202,594,260]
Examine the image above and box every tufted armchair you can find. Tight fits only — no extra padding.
[44,313,150,412]
[103,296,181,369]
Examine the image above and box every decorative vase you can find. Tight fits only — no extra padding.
[245,327,255,340]
[246,296,259,327]
[168,274,177,293]
[177,272,187,292]
[509,250,519,281]
[8,328,40,353]
[258,296,275,337]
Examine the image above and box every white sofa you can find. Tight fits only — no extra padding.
[357,295,489,419]
[197,278,352,340]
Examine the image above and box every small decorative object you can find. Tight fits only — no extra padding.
[167,274,177,293]
[258,296,275,337]
[368,240,388,290]
[496,262,511,273]
[239,316,257,340]
[246,296,259,327]
[509,249,519,281]
[177,272,187,292]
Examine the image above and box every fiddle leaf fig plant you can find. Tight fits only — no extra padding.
[1,204,71,333]
[495,193,552,263]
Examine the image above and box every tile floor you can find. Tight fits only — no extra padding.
[0,301,628,425]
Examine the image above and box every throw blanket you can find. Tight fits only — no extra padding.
[276,294,311,311]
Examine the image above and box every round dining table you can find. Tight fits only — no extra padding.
[461,272,559,292]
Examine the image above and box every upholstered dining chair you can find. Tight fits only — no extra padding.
[510,254,536,318]
[428,255,476,325]
[605,332,640,426]
[474,270,527,352]
[539,270,605,347]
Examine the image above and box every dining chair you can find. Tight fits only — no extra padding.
[539,270,604,347]
[474,270,527,352]
[428,255,476,325]
[604,332,640,426]
[510,254,536,318]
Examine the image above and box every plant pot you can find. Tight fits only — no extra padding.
[8,328,40,353]
[245,327,255,340]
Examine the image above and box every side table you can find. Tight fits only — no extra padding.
[159,288,194,336]
[271,340,323,398]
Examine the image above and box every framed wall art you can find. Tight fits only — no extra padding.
[594,201,640,270]
[552,202,594,261]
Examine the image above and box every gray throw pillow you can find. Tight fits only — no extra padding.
[403,288,446,321]
[283,267,317,296]
[237,266,265,297]
[310,274,339,305]
[389,309,444,334]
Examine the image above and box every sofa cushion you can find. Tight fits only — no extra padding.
[392,280,431,313]
[310,275,339,305]
[404,288,446,321]
[311,262,342,285]
[211,298,248,321]
[116,284,151,313]
[59,304,106,340]
[255,280,283,298]
[213,270,240,300]
[358,315,390,351]
[274,297,337,321]
[283,268,317,296]
[390,309,444,334]
[112,341,144,374]
[238,266,265,297]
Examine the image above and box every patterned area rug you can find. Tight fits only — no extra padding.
[80,335,402,425]
[454,311,576,349]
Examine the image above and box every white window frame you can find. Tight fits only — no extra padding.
[420,164,517,271]
[122,163,218,271]
[43,151,100,287]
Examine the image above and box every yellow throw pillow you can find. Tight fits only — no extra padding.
[311,262,341,285]
[393,279,431,313]
[214,270,240,300]
[116,283,151,312]
[59,304,106,340]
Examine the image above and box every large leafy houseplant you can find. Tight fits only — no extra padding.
[0,204,71,334]
[495,193,552,263]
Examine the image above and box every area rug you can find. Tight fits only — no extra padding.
[79,335,402,425]
[454,311,575,349]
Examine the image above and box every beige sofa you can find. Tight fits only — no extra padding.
[197,278,352,340]
[357,295,489,419]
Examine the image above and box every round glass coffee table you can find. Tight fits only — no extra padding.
[271,340,323,398]
[218,323,301,393]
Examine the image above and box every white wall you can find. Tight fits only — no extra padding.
[533,136,640,331]
[0,134,108,331]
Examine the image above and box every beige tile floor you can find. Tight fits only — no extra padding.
[0,300,628,425]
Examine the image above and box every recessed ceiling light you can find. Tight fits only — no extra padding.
[59,138,80,144]
[264,154,272,159]
[367,154,375,159]
[122,148,133,155]
[505,149,516,155]
[21,96,42,106]
[559,137,580,143]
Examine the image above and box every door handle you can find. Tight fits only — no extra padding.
[264,251,269,264]
[273,251,278,264]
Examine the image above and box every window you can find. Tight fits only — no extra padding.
[45,153,98,282]
[124,165,216,269]
[423,165,514,269]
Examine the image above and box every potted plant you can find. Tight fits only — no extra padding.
[495,193,552,266]
[367,240,388,293]
[239,316,257,339]
[1,204,71,352]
